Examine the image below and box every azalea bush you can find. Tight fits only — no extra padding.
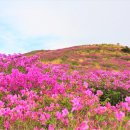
[0,54,130,130]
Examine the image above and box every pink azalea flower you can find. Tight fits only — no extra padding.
[34,126,39,130]
[85,89,92,97]
[96,90,103,96]
[40,128,45,130]
[55,111,62,119]
[77,121,89,130]
[125,96,130,104]
[71,97,80,106]
[62,108,69,117]
[4,121,10,129]
[48,124,55,130]
[127,120,130,125]
[115,111,125,121]
[0,101,4,108]
[71,97,83,112]
[45,113,51,120]
[84,82,88,89]
[95,106,107,114]
[40,114,46,125]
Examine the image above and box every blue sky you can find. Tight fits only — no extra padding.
[0,0,130,54]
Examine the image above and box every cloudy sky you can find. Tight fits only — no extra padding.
[0,0,130,54]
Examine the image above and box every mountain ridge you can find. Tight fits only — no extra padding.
[25,44,130,71]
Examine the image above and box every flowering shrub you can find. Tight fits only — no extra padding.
[0,53,130,130]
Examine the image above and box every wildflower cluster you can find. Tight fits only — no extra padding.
[0,54,129,130]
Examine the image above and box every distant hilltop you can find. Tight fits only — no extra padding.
[25,44,130,71]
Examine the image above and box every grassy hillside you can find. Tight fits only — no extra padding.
[25,44,130,71]
[0,44,130,129]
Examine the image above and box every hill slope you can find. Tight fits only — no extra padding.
[0,44,130,129]
[25,44,130,71]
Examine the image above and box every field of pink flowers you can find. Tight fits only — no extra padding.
[0,54,130,130]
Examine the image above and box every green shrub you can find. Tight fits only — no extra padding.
[99,89,126,106]
[71,61,79,66]
[121,46,130,53]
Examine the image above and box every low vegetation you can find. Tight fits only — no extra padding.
[0,44,130,130]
